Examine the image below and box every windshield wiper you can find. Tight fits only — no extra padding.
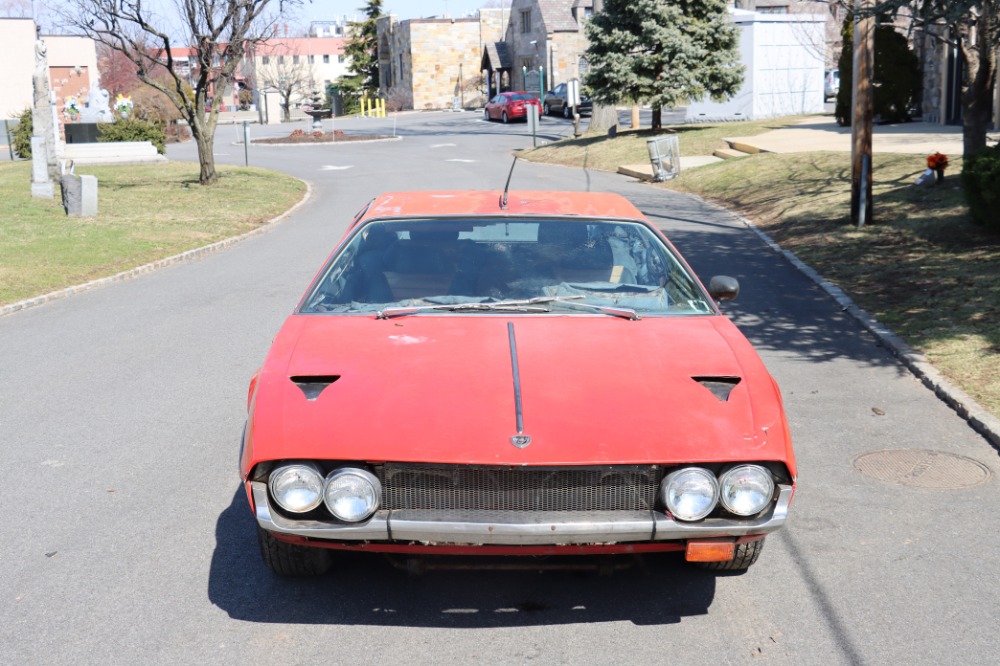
[376,302,550,319]
[548,300,640,320]
[376,295,638,320]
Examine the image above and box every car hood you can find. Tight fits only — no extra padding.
[247,314,791,468]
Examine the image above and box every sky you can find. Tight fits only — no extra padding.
[303,0,507,22]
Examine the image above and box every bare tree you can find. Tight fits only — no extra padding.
[58,0,297,185]
[255,42,318,121]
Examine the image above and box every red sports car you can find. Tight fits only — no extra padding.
[241,190,796,576]
[484,92,542,123]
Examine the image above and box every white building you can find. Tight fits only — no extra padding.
[686,8,827,122]
[0,18,100,121]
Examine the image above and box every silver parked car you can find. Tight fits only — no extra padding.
[542,83,592,118]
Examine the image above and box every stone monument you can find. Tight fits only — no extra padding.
[81,88,114,123]
[31,39,56,198]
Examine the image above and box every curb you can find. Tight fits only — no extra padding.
[685,193,1000,451]
[1,178,314,319]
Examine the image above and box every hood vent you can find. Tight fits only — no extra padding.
[693,376,741,402]
[290,375,341,401]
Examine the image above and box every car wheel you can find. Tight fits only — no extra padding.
[544,103,551,116]
[484,109,490,121]
[695,538,765,572]
[257,526,333,577]
[502,111,509,124]
[562,104,571,119]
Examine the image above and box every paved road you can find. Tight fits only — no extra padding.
[2,111,999,665]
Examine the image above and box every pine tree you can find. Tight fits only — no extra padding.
[584,0,743,129]
[345,0,383,98]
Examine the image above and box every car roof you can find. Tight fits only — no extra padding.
[358,190,647,223]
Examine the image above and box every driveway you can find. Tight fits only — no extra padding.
[1,110,998,666]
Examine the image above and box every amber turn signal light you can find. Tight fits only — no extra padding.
[685,538,736,562]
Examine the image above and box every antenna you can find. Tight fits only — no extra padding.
[500,156,517,210]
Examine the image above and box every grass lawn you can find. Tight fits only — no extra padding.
[0,161,305,306]
[521,121,1000,419]
[526,115,809,171]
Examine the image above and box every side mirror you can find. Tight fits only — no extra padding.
[708,275,740,302]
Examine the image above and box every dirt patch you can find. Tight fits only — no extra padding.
[252,129,391,144]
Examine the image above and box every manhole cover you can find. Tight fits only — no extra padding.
[853,449,991,489]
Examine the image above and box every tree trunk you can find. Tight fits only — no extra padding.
[959,7,996,158]
[190,113,219,186]
[587,103,619,137]
[651,106,662,130]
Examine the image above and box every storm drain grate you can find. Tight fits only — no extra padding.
[853,449,991,489]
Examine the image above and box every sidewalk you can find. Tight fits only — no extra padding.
[725,116,967,155]
[619,115,992,181]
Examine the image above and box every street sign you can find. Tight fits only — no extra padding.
[568,79,581,107]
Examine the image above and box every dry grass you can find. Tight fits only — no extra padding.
[0,161,305,305]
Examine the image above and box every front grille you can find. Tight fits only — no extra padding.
[377,463,663,512]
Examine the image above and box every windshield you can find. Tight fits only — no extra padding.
[300,217,715,316]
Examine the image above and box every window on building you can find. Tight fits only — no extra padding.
[323,54,330,64]
[262,55,270,65]
[293,55,300,64]
[278,55,285,64]
[521,9,531,33]
[308,55,315,64]
[339,55,346,63]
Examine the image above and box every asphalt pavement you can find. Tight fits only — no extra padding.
[2,110,1000,665]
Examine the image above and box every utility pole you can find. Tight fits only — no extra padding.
[851,0,874,227]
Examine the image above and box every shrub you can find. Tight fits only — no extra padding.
[12,107,33,159]
[961,144,1000,232]
[97,117,167,154]
[836,17,921,126]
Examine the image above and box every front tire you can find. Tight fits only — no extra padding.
[484,109,491,121]
[696,538,765,572]
[544,103,551,115]
[257,526,333,577]
[502,111,509,124]
[562,104,571,119]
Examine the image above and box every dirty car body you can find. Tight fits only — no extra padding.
[241,190,796,576]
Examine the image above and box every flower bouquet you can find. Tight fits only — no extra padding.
[917,152,949,186]
[65,96,80,120]
[114,94,133,118]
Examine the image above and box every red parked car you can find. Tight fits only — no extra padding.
[241,190,797,576]
[483,92,541,123]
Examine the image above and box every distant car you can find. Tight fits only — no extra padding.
[825,69,840,100]
[483,92,541,123]
[241,189,798,577]
[543,82,593,118]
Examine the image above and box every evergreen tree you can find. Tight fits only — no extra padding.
[584,0,743,129]
[345,0,383,98]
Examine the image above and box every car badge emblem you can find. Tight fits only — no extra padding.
[510,435,531,449]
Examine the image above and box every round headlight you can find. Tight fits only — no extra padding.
[719,465,775,516]
[269,463,324,513]
[662,467,719,521]
[324,468,381,522]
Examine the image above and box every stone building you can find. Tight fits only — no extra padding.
[375,1,593,111]
[482,0,592,100]
[376,11,504,111]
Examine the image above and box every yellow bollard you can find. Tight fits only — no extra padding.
[379,98,386,117]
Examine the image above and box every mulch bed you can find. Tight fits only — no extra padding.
[252,129,391,144]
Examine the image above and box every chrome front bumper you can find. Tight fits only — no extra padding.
[252,481,792,546]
